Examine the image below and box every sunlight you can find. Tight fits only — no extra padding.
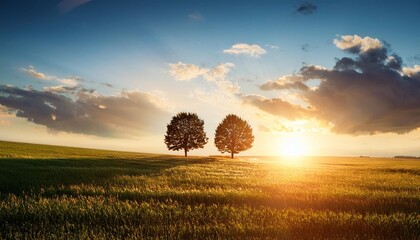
[278,135,308,157]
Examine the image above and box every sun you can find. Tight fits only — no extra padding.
[279,135,308,157]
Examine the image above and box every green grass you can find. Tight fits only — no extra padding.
[0,140,419,239]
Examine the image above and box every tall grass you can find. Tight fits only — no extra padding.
[0,141,419,239]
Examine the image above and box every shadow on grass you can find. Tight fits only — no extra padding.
[0,156,214,195]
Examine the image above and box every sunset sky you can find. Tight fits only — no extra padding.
[1,0,420,157]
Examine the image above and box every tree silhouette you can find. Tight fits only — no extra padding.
[214,114,254,158]
[164,112,208,157]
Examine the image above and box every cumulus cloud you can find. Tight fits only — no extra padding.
[204,63,239,94]
[260,75,309,91]
[402,65,420,77]
[169,62,209,81]
[333,35,382,53]
[21,65,81,86]
[254,35,420,135]
[0,85,169,137]
[223,43,267,58]
[295,2,317,15]
[169,62,239,94]
[241,94,308,120]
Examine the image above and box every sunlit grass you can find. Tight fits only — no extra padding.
[0,141,419,239]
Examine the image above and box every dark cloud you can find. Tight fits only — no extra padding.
[241,94,308,120]
[295,2,317,15]
[253,35,420,135]
[0,85,169,137]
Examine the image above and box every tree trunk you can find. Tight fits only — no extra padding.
[184,148,187,157]
[231,151,234,159]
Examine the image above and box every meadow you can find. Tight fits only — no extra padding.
[0,141,419,239]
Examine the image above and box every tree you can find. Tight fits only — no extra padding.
[164,112,208,157]
[214,114,254,158]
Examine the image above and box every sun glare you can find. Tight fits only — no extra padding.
[279,135,308,157]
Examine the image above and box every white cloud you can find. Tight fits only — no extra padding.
[204,63,235,82]
[59,77,80,86]
[260,75,309,91]
[169,62,238,94]
[402,65,420,77]
[169,62,209,81]
[333,35,382,53]
[43,85,80,93]
[204,63,239,94]
[223,43,267,57]
[21,66,51,81]
[21,65,82,86]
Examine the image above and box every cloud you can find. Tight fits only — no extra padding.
[169,62,209,81]
[43,85,81,94]
[169,62,239,94]
[241,94,308,120]
[21,66,51,80]
[255,35,420,135]
[59,77,81,86]
[223,43,267,58]
[57,0,91,14]
[333,35,382,53]
[0,85,169,137]
[21,65,82,86]
[188,12,204,21]
[260,75,309,91]
[295,2,317,15]
[0,106,13,126]
[204,63,235,82]
[402,65,420,77]
[204,63,239,94]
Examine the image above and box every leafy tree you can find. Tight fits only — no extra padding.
[164,112,208,157]
[214,114,254,158]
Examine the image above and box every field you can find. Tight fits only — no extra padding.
[0,141,419,239]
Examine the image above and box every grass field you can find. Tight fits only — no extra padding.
[0,141,419,239]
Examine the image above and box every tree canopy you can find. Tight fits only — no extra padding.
[164,112,208,157]
[214,114,254,158]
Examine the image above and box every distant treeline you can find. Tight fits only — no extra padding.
[394,156,420,159]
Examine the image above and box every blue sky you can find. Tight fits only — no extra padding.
[1,0,420,156]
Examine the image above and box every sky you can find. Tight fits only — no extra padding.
[1,0,420,157]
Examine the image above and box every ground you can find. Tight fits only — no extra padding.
[0,141,419,239]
